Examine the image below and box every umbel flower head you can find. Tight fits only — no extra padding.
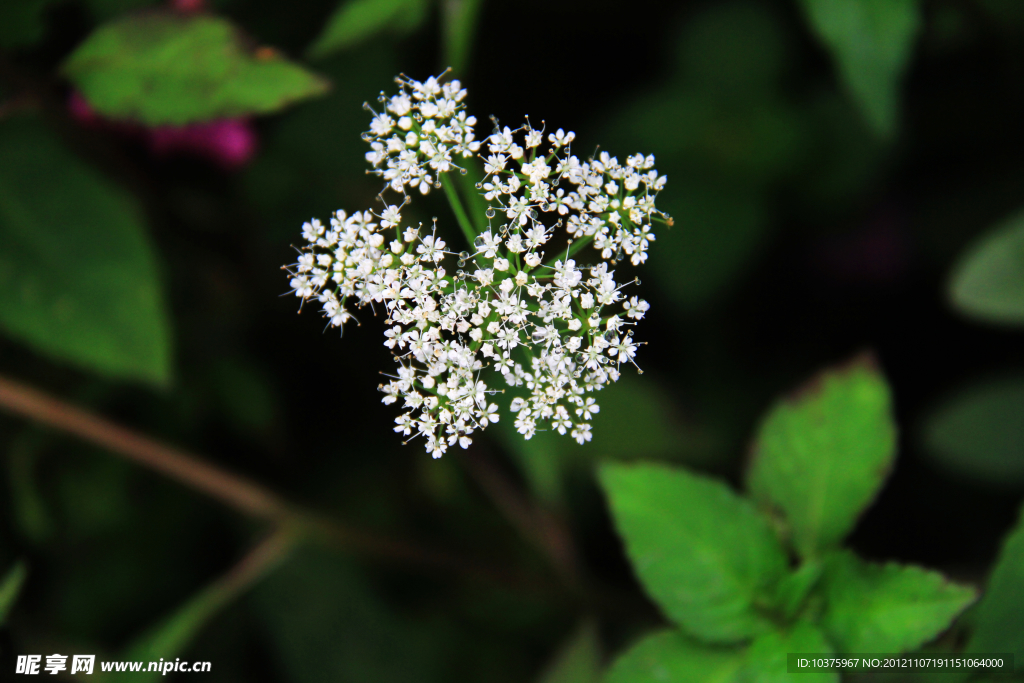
[284,72,670,458]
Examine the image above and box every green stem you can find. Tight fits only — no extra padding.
[458,157,488,233]
[543,234,594,269]
[442,173,478,247]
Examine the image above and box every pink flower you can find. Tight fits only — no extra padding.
[67,90,258,169]
[148,119,257,169]
[67,91,102,125]
[171,0,206,13]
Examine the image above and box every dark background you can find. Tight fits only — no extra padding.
[1,0,1023,680]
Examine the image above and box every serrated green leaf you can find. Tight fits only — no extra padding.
[820,550,976,654]
[536,620,600,683]
[600,463,787,643]
[968,505,1024,663]
[799,0,921,137]
[922,376,1024,484]
[605,630,744,683]
[307,0,428,60]
[63,13,329,125]
[0,117,171,385]
[740,621,837,683]
[948,210,1024,326]
[0,561,28,626]
[747,357,897,559]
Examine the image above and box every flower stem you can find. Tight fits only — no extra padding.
[543,235,594,269]
[457,157,488,233]
[442,172,478,246]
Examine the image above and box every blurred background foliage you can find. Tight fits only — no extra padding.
[1,0,1024,680]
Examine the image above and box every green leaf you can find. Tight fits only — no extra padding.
[605,630,744,683]
[0,117,171,385]
[307,0,429,60]
[968,504,1024,663]
[820,550,976,654]
[772,561,823,621]
[747,356,897,559]
[740,621,837,683]
[799,0,921,137]
[0,561,28,626]
[922,376,1024,484]
[948,210,1024,326]
[536,620,600,683]
[599,463,788,643]
[63,13,330,126]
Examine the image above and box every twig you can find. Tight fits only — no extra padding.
[219,526,297,594]
[0,374,289,520]
[0,373,537,589]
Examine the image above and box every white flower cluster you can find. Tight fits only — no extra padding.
[363,74,480,195]
[286,73,669,458]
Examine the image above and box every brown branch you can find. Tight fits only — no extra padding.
[0,373,539,590]
[218,526,297,596]
[0,374,289,520]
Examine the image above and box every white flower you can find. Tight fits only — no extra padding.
[379,205,402,229]
[475,230,501,258]
[548,128,575,148]
[484,154,507,175]
[417,235,446,263]
[287,71,669,457]
[571,422,592,444]
[522,158,550,184]
[302,219,324,242]
[625,297,649,320]
[370,114,394,136]
[576,397,599,419]
[506,233,525,253]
